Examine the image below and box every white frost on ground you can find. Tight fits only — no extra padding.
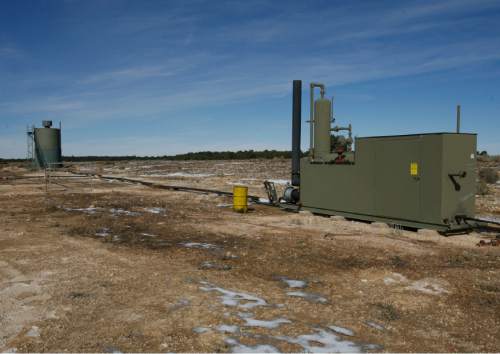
[64,207,99,214]
[95,228,110,237]
[141,172,215,178]
[267,179,290,185]
[140,233,156,237]
[26,326,40,338]
[279,277,307,288]
[181,242,220,250]
[241,317,291,329]
[193,327,210,334]
[328,325,354,337]
[406,279,449,295]
[216,324,239,333]
[143,207,166,214]
[65,206,140,216]
[200,282,267,309]
[383,273,408,285]
[477,215,500,223]
[365,321,385,331]
[275,328,371,353]
[224,338,279,353]
[286,291,327,303]
[109,208,140,216]
[176,298,190,306]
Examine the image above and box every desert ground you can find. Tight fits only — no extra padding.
[0,158,499,352]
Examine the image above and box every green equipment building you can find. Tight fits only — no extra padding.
[285,80,476,233]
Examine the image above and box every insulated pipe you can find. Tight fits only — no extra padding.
[309,82,325,160]
[291,80,302,187]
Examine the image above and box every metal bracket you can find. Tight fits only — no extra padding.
[264,181,279,205]
[448,171,466,191]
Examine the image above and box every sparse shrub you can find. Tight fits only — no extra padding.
[374,302,401,321]
[479,168,498,184]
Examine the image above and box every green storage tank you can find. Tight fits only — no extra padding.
[33,120,62,169]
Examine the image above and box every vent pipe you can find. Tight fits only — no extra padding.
[456,105,461,133]
[291,80,302,187]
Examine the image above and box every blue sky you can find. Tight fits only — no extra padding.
[0,0,499,158]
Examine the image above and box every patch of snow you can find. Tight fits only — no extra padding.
[165,172,215,178]
[200,282,267,309]
[95,228,110,237]
[383,273,408,285]
[109,208,140,216]
[364,321,385,331]
[241,317,291,329]
[406,279,449,295]
[286,291,327,303]
[193,326,210,334]
[64,207,99,214]
[143,207,166,214]
[267,179,290,186]
[476,215,500,224]
[26,326,40,337]
[237,311,253,319]
[225,338,279,353]
[180,242,219,250]
[140,233,156,237]
[258,197,270,203]
[276,328,375,353]
[328,325,354,337]
[176,298,190,306]
[216,324,239,333]
[279,277,307,288]
[226,181,248,186]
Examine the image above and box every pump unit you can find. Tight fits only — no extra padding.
[287,80,476,233]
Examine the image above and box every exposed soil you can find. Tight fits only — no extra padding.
[1,159,499,352]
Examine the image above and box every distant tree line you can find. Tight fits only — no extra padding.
[0,150,305,163]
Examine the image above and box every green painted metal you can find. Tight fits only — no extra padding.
[34,127,62,168]
[300,133,477,232]
[313,98,332,161]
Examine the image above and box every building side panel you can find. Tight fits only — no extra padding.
[440,134,476,221]
[300,139,376,215]
[373,137,421,221]
[419,135,443,224]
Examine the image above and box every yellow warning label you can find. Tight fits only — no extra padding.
[410,162,418,176]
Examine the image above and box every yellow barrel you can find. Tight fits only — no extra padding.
[233,185,248,213]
